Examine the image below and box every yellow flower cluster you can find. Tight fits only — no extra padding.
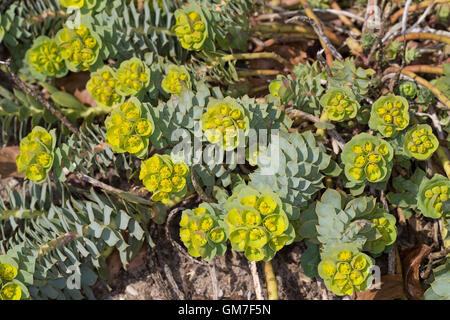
[0,261,21,300]
[15,127,54,183]
[318,249,374,296]
[139,154,189,203]
[173,9,207,51]
[116,58,150,96]
[404,125,439,160]
[201,98,249,151]
[424,185,448,214]
[161,65,191,95]
[26,36,66,77]
[320,88,359,122]
[370,95,409,137]
[56,24,100,72]
[86,66,122,107]
[105,98,154,156]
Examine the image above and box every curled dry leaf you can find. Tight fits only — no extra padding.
[355,274,405,300]
[0,146,23,179]
[400,244,433,300]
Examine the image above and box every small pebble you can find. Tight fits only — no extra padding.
[125,285,139,296]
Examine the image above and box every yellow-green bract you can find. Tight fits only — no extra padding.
[0,255,23,300]
[318,245,374,296]
[59,0,97,10]
[369,94,410,137]
[200,97,250,151]
[418,174,450,219]
[179,203,227,261]
[403,124,439,161]
[16,127,56,183]
[172,7,208,51]
[268,76,294,104]
[161,65,191,95]
[363,210,397,254]
[86,66,123,107]
[139,154,189,203]
[341,133,394,184]
[25,36,68,79]
[115,57,150,96]
[56,24,102,72]
[398,81,417,100]
[319,87,360,122]
[224,185,296,261]
[105,97,154,158]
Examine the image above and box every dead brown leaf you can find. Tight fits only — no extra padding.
[0,146,23,179]
[55,72,96,107]
[355,274,405,300]
[400,244,433,300]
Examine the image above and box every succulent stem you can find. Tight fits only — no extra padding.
[263,260,279,300]
[436,146,450,179]
[218,52,293,70]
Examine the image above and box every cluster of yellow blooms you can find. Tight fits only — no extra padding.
[86,66,123,107]
[0,261,22,300]
[105,98,154,156]
[404,125,439,160]
[201,98,249,151]
[26,36,66,77]
[320,88,359,122]
[115,58,150,96]
[173,9,207,51]
[424,185,448,214]
[370,95,409,137]
[56,24,100,72]
[318,248,374,296]
[15,127,54,182]
[139,154,189,203]
[161,65,191,95]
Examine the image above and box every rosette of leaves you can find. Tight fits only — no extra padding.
[139,154,190,203]
[86,66,123,107]
[55,24,102,72]
[398,81,417,100]
[319,87,360,122]
[268,76,294,104]
[105,98,154,157]
[115,57,150,96]
[161,65,191,95]
[15,126,56,183]
[327,58,375,102]
[403,125,439,160]
[179,203,227,261]
[25,36,68,79]
[318,244,374,296]
[172,6,209,51]
[369,94,410,137]
[417,174,450,218]
[297,189,396,255]
[224,185,296,261]
[0,255,29,300]
[342,133,394,184]
[200,97,250,151]
[250,130,338,216]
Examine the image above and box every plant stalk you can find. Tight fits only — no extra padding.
[263,261,279,300]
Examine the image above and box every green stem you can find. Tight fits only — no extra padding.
[436,146,450,178]
[217,52,293,70]
[263,261,279,300]
[0,210,46,220]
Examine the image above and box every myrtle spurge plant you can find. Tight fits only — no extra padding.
[364,210,397,254]
[56,24,101,72]
[139,154,189,203]
[404,125,439,160]
[179,203,227,261]
[224,185,296,262]
[319,87,360,122]
[161,65,191,95]
[369,94,410,137]
[0,256,24,300]
[25,36,67,79]
[398,81,417,100]
[115,57,150,96]
[268,77,294,104]
[318,245,374,296]
[105,98,154,157]
[201,97,250,151]
[173,8,208,51]
[418,174,450,218]
[86,66,123,107]
[342,133,394,184]
[16,127,56,183]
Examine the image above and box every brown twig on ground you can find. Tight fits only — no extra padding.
[390,0,450,24]
[366,2,393,67]
[394,32,450,45]
[218,52,293,70]
[0,59,79,135]
[76,173,128,195]
[249,261,264,300]
[386,65,444,75]
[331,2,361,35]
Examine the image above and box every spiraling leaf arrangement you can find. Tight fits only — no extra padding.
[342,133,394,184]
[369,94,410,138]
